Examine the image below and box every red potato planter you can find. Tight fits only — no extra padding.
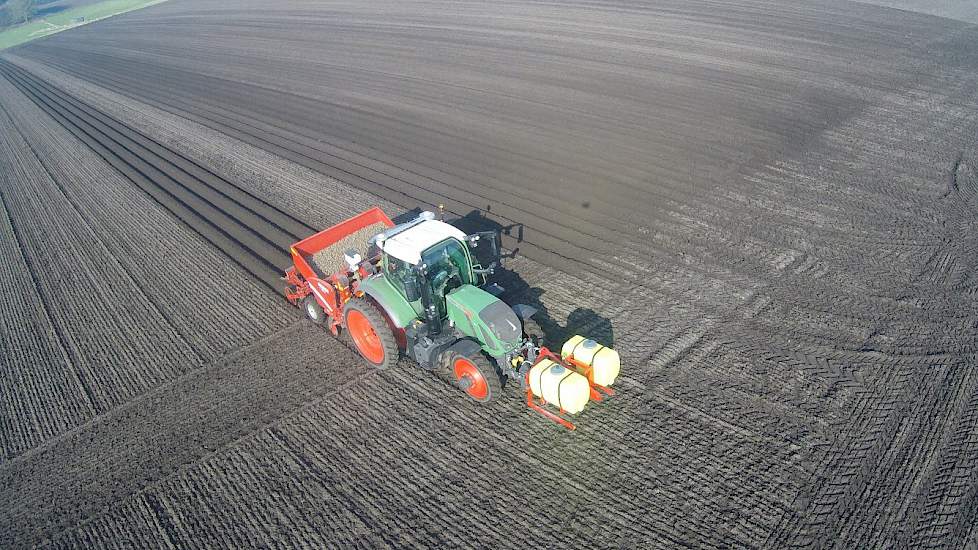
[284,207,395,335]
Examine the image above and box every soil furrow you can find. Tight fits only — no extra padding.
[2,0,978,547]
[1,60,317,242]
[0,62,292,268]
[0,65,287,289]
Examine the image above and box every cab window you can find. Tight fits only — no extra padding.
[421,239,472,315]
[385,255,417,300]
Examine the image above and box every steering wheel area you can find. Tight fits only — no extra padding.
[430,261,461,296]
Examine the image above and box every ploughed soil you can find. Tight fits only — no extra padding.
[1,0,977,547]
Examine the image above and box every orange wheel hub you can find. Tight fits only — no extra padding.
[347,309,385,364]
[453,357,488,400]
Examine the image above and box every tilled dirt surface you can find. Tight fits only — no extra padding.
[1,0,977,548]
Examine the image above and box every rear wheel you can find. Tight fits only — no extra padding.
[303,296,325,325]
[344,298,397,369]
[443,350,501,403]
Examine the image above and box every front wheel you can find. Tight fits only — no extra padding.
[303,295,325,325]
[442,350,502,403]
[344,298,398,369]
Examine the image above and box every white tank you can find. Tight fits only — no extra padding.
[561,335,621,387]
[528,359,590,414]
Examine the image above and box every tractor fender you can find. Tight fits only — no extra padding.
[358,275,418,329]
[445,338,484,362]
[510,303,537,321]
[356,292,409,352]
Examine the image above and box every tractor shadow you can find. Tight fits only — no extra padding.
[451,208,614,348]
[498,277,615,349]
[451,206,525,259]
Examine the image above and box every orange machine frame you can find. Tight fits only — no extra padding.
[283,207,395,333]
[525,346,615,430]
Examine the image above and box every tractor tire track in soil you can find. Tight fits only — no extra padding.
[0,322,380,547]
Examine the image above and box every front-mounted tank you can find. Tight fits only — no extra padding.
[561,335,621,387]
[529,359,590,414]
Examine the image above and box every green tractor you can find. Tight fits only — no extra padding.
[284,208,616,426]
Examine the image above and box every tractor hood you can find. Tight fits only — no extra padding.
[446,284,522,355]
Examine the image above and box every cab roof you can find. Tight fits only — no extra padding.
[380,219,467,265]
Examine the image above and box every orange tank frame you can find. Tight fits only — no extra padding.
[525,346,615,430]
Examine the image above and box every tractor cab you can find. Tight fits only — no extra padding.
[377,217,474,312]
[372,214,502,318]
[355,212,521,364]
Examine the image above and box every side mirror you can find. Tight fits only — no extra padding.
[404,277,422,302]
[472,262,497,276]
[467,230,502,268]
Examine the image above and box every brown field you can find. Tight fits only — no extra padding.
[1,0,977,547]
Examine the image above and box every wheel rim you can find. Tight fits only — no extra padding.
[453,357,488,400]
[347,309,385,364]
[306,301,319,320]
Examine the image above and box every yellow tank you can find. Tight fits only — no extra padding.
[561,335,621,387]
[528,359,590,414]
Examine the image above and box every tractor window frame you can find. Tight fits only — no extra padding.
[384,254,418,301]
[421,238,474,281]
[420,238,474,316]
